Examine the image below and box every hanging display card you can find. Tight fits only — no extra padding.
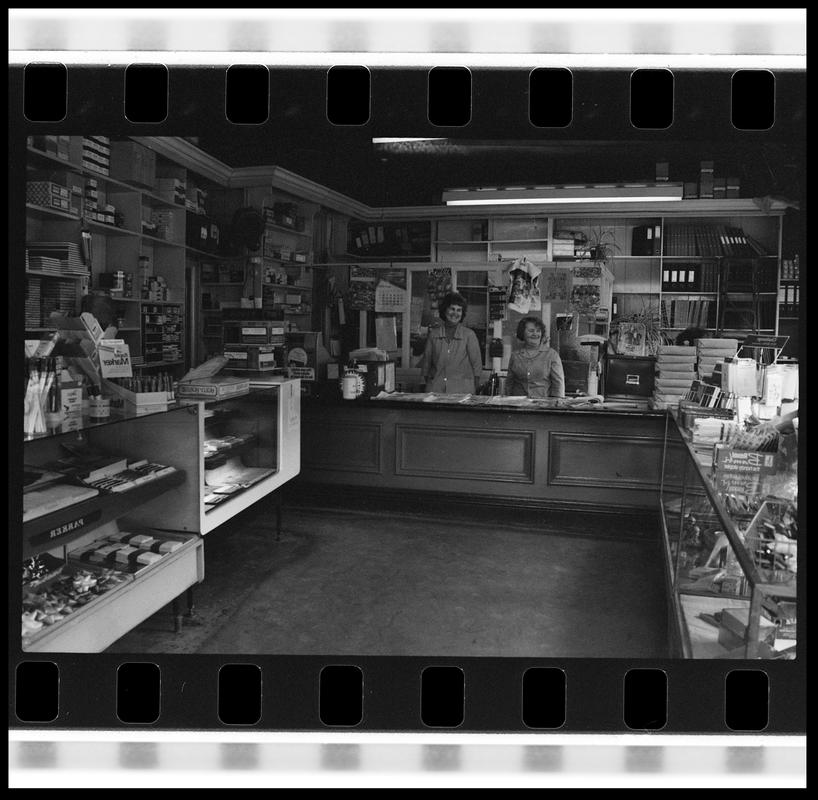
[713,448,778,497]
[507,257,542,313]
[347,266,376,310]
[542,269,571,301]
[97,339,133,379]
[375,315,398,352]
[488,286,507,321]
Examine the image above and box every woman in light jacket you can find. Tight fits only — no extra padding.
[505,315,565,398]
[422,292,484,393]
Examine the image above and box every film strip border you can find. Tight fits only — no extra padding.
[12,657,806,732]
[8,733,808,787]
[10,64,807,135]
[9,62,805,738]
[6,9,807,61]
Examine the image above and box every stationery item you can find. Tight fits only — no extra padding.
[89,396,111,419]
[22,482,100,522]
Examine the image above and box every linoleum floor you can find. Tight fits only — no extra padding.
[107,498,669,658]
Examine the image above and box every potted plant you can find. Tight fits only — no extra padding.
[610,301,671,356]
[587,226,620,265]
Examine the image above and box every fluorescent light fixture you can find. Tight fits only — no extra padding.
[372,137,446,144]
[442,183,684,205]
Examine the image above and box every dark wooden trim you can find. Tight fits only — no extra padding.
[283,480,661,541]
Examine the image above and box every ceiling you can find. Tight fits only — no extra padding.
[192,134,804,209]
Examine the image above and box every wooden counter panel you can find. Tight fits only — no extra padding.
[548,431,666,490]
[298,401,669,511]
[302,420,382,474]
[548,431,662,489]
[395,424,535,483]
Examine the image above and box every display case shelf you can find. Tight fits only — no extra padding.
[660,412,797,659]
[25,203,81,222]
[84,219,139,237]
[23,532,203,653]
[141,233,184,248]
[23,469,187,560]
[264,222,312,238]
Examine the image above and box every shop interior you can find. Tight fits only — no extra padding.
[20,118,801,660]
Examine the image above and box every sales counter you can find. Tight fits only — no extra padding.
[297,393,686,516]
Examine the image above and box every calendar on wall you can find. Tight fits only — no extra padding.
[374,269,407,312]
[375,280,406,312]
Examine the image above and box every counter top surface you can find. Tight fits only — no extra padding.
[303,391,667,418]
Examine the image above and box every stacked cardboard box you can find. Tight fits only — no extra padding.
[82,136,110,176]
[697,337,739,381]
[26,180,70,212]
[151,209,178,242]
[650,344,697,410]
[156,178,186,206]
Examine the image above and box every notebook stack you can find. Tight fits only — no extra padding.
[25,275,42,328]
[40,279,77,320]
[697,338,739,381]
[27,242,86,276]
[651,345,697,410]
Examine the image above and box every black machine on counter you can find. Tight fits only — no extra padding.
[603,354,656,406]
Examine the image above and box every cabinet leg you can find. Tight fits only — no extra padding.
[172,597,183,633]
[183,586,204,626]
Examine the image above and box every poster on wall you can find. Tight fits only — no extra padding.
[347,266,376,310]
[507,257,542,314]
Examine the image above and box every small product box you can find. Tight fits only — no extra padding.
[60,387,83,415]
[224,344,279,371]
[103,379,171,415]
[224,321,286,345]
[26,181,70,210]
[176,374,250,400]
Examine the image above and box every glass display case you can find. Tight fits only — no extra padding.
[20,380,301,652]
[660,413,797,659]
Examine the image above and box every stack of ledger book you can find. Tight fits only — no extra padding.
[651,345,697,410]
[697,338,739,381]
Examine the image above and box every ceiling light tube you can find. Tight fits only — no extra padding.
[372,137,446,144]
[443,183,684,205]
